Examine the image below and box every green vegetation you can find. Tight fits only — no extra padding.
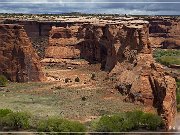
[153,49,180,66]
[0,109,31,130]
[37,117,86,133]
[0,75,8,87]
[0,81,140,121]
[0,109,86,133]
[140,113,164,130]
[92,110,164,132]
[4,112,31,130]
[0,109,164,132]
[0,109,12,118]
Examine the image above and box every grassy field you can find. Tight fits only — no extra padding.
[153,49,180,66]
[0,65,142,123]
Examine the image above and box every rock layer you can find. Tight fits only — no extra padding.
[45,26,81,59]
[1,18,177,130]
[110,23,177,130]
[0,24,45,82]
[43,22,177,129]
[148,17,180,49]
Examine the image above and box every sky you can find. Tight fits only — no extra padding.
[0,0,180,15]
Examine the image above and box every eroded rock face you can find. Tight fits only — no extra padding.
[40,20,177,130]
[0,24,45,82]
[75,24,129,70]
[161,38,180,49]
[45,26,81,59]
[110,23,177,130]
[76,24,107,64]
[148,17,180,49]
[46,24,110,67]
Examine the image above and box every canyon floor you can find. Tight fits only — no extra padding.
[0,63,142,123]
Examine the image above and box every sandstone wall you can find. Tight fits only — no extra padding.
[76,24,107,64]
[45,26,81,59]
[15,21,52,59]
[0,24,45,82]
[3,20,51,37]
[3,20,57,58]
[148,18,180,49]
[44,24,118,69]
[33,20,177,129]
[110,23,177,130]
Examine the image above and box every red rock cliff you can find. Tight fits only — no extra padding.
[45,26,81,59]
[0,24,45,82]
[42,21,177,130]
[110,23,177,130]
[148,17,180,49]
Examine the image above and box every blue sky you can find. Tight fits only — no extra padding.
[0,0,180,15]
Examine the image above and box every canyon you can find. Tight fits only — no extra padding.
[0,15,179,130]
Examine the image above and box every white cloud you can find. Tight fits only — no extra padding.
[0,0,180,15]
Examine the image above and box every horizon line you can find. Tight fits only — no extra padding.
[1,1,180,4]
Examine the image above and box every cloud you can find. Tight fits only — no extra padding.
[0,0,180,15]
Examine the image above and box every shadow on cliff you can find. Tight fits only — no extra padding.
[75,25,109,70]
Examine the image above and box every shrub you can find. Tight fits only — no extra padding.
[75,77,80,82]
[93,113,142,132]
[92,110,164,132]
[37,117,62,132]
[3,112,31,130]
[62,120,86,133]
[0,75,8,87]
[93,114,125,132]
[0,109,13,118]
[125,110,144,129]
[0,109,31,130]
[141,113,164,130]
[0,109,13,129]
[37,117,86,133]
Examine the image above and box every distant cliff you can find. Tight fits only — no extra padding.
[148,17,180,49]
